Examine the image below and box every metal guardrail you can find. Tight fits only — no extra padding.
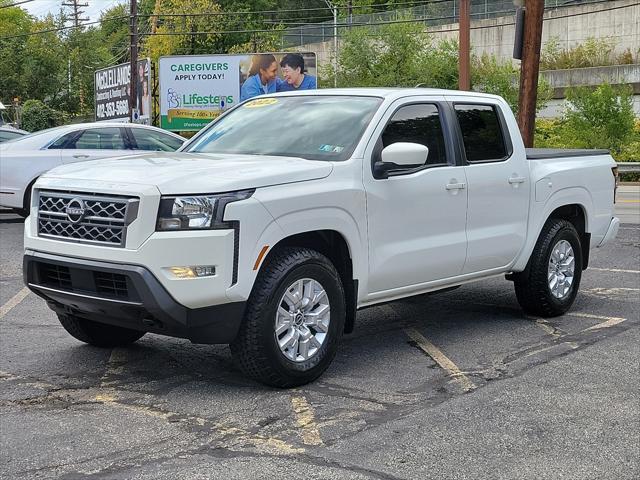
[617,162,640,173]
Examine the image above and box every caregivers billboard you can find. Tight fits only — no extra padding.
[159,52,317,131]
[95,59,152,123]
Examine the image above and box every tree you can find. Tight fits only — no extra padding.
[142,0,225,62]
[20,99,64,131]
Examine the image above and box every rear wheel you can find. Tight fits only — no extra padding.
[231,247,345,388]
[58,314,145,347]
[514,218,583,317]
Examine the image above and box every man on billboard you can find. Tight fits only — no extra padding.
[277,53,317,92]
[240,54,281,102]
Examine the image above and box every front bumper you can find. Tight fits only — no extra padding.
[24,252,246,344]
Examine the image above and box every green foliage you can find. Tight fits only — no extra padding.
[20,99,64,132]
[323,20,461,90]
[535,85,637,158]
[541,37,638,70]
[322,21,549,114]
[563,84,636,155]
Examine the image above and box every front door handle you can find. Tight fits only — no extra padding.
[72,154,90,159]
[508,176,526,184]
[446,182,466,190]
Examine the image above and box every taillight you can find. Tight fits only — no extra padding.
[611,166,619,203]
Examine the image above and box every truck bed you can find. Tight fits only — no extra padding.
[526,148,610,160]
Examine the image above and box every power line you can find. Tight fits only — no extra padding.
[0,0,34,9]
[142,0,452,18]
[0,0,633,42]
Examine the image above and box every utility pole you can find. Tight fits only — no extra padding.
[458,0,470,90]
[517,0,545,147]
[61,0,89,28]
[129,0,138,123]
[348,0,353,27]
[324,0,338,87]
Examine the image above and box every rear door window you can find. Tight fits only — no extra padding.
[65,128,127,150]
[129,128,183,151]
[454,104,508,162]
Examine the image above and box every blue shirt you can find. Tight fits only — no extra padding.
[277,75,317,92]
[240,74,283,102]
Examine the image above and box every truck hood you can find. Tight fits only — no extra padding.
[42,152,333,194]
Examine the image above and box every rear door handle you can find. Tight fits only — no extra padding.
[72,154,90,159]
[446,182,466,190]
[508,176,526,184]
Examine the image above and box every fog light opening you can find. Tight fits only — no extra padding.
[167,266,216,278]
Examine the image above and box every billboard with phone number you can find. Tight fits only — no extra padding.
[94,59,151,123]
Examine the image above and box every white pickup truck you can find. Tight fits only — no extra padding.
[23,89,620,387]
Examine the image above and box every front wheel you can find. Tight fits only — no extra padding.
[514,218,583,317]
[231,247,345,388]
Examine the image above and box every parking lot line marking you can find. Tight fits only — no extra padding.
[0,287,30,319]
[617,199,640,203]
[568,312,626,322]
[571,313,627,331]
[405,328,475,392]
[590,267,640,274]
[291,395,323,446]
[583,317,626,331]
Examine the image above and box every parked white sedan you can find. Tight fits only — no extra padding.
[0,123,184,215]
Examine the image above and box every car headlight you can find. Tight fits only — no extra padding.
[156,190,254,231]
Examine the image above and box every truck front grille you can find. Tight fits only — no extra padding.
[37,191,139,247]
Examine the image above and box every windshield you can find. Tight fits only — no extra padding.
[185,95,382,161]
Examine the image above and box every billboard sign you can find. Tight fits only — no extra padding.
[95,59,152,123]
[159,52,317,131]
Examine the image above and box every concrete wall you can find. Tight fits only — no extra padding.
[298,0,640,72]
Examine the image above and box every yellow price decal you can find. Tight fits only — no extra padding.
[245,98,279,108]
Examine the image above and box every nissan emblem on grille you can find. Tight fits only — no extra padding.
[65,198,86,224]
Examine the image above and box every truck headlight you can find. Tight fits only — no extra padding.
[156,190,254,231]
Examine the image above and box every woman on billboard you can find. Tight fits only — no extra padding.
[240,54,281,101]
[277,54,317,92]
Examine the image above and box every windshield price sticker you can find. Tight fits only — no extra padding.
[245,98,279,108]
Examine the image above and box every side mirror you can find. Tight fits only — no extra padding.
[373,142,429,179]
[381,142,429,167]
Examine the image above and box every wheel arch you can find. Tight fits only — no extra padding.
[259,229,358,334]
[512,186,593,272]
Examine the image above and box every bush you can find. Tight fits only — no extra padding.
[540,37,637,70]
[472,53,550,113]
[563,84,636,156]
[20,99,64,132]
[535,89,639,181]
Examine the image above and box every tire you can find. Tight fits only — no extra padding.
[58,314,145,347]
[230,247,345,388]
[514,218,583,317]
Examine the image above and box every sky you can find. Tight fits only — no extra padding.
[22,0,127,23]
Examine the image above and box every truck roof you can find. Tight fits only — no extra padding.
[271,87,503,102]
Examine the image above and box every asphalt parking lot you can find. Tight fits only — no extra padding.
[1,189,638,479]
